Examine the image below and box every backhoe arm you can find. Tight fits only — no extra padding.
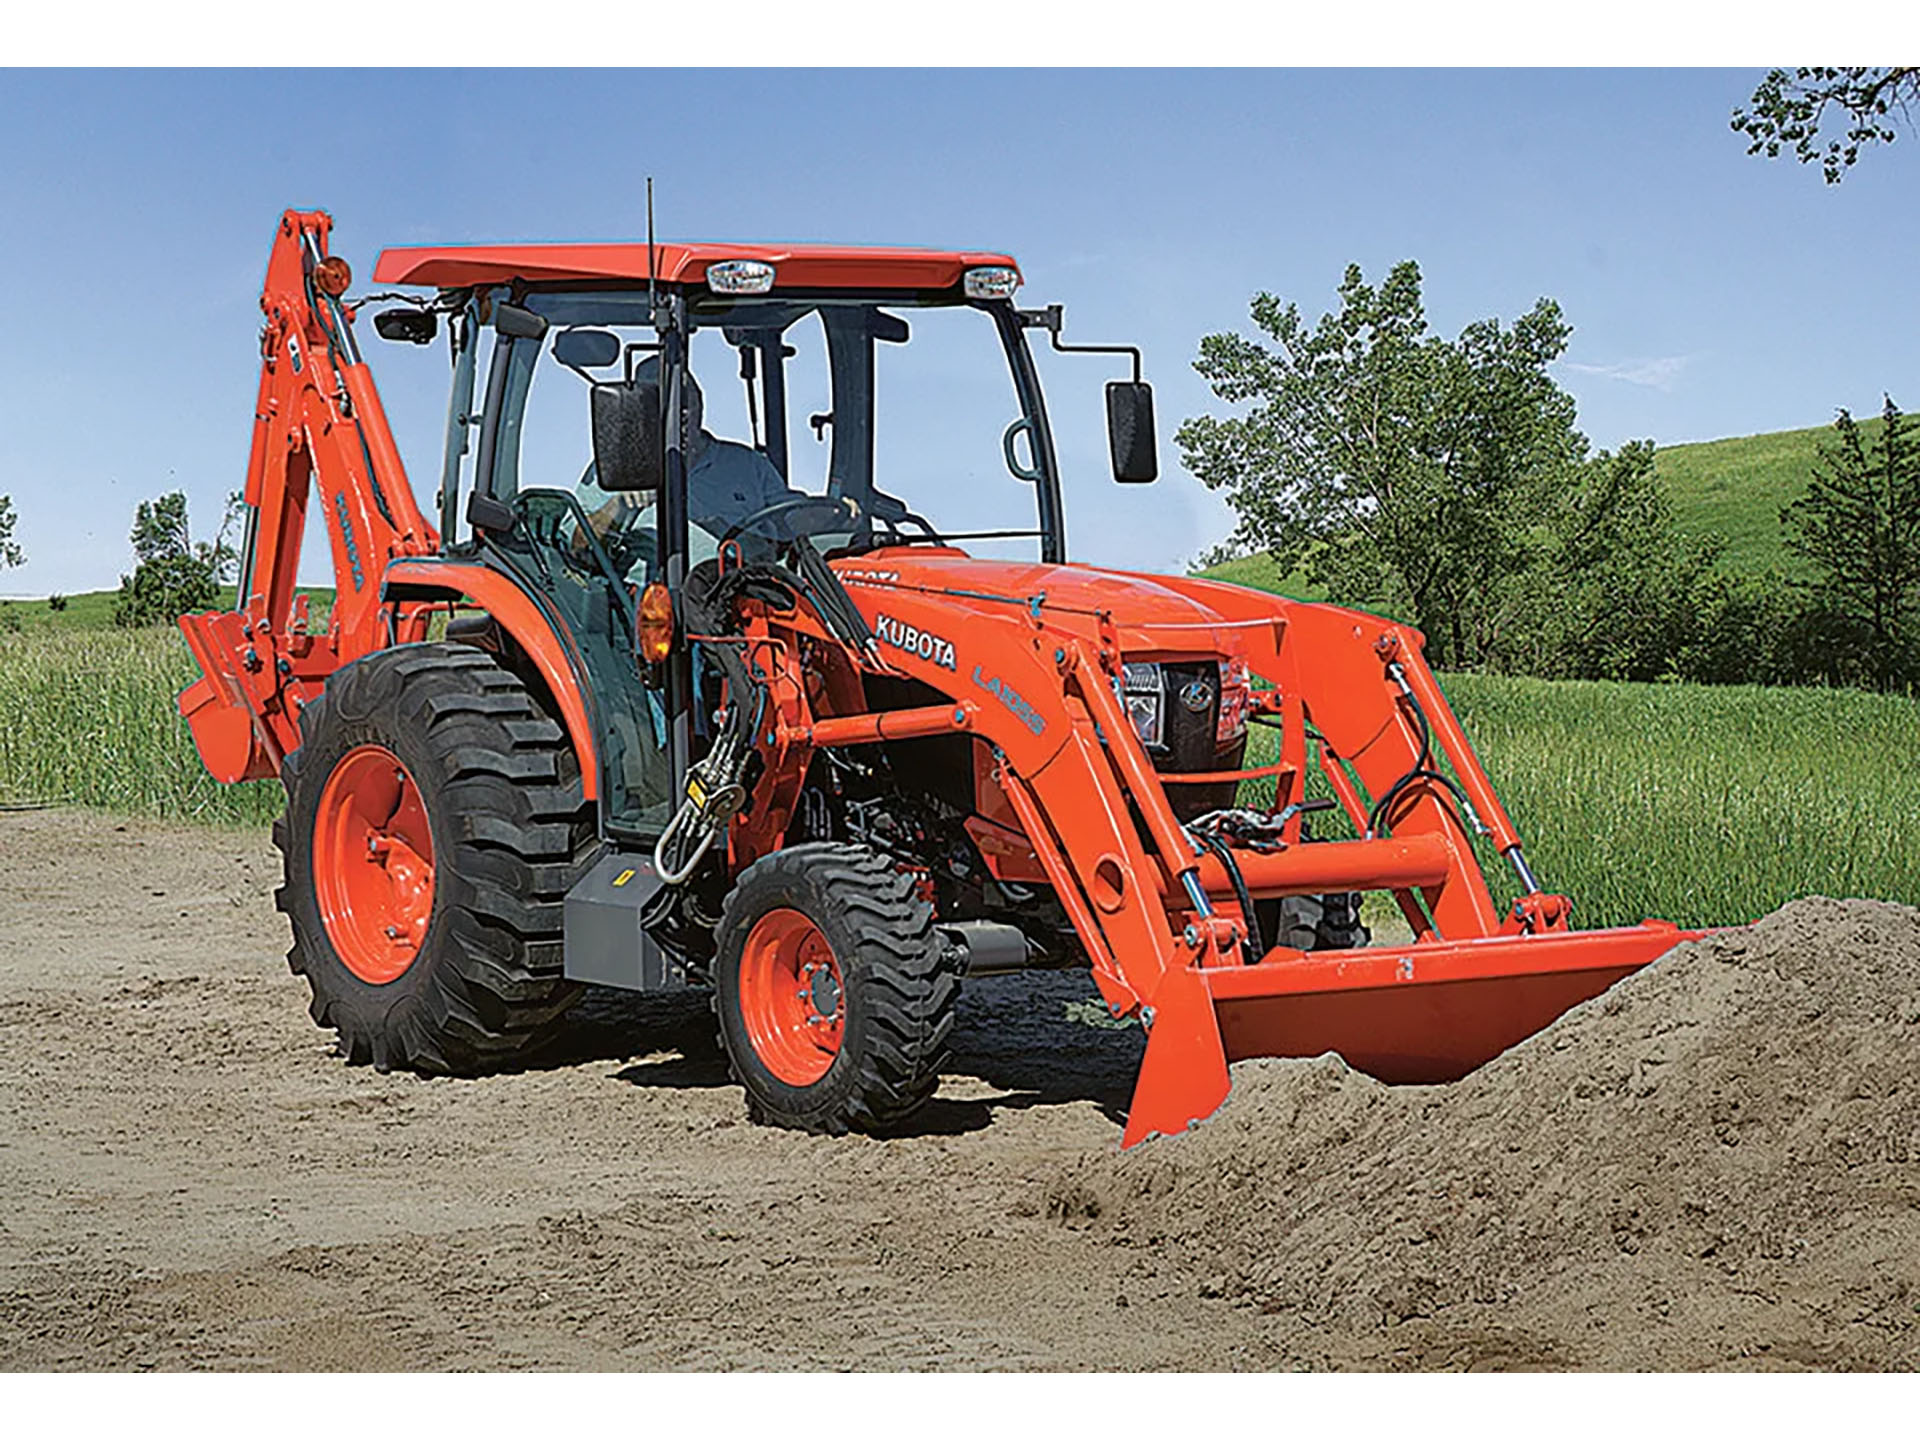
[178,209,439,783]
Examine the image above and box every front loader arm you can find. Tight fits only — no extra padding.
[773,565,1700,1146]
[178,210,439,783]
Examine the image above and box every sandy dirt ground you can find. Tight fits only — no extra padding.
[3,808,1912,1371]
[0,809,1267,1371]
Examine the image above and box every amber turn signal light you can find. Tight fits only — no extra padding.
[312,256,352,297]
[638,581,674,664]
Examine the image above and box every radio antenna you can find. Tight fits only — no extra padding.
[647,177,659,323]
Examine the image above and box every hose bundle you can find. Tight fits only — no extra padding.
[650,553,869,887]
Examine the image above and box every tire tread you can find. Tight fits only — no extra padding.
[276,641,596,1074]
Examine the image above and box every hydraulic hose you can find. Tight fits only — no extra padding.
[1192,830,1264,963]
[651,554,855,890]
[1366,663,1487,842]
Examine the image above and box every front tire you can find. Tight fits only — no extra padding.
[713,843,960,1135]
[1266,891,1371,952]
[275,642,597,1073]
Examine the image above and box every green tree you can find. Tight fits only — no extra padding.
[1504,441,1722,682]
[128,490,193,568]
[1180,261,1594,670]
[1733,68,1918,183]
[112,490,235,628]
[1780,398,1920,691]
[0,493,22,570]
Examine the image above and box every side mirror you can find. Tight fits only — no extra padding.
[592,380,664,492]
[493,301,549,341]
[374,308,437,345]
[1105,381,1157,483]
[553,328,620,370]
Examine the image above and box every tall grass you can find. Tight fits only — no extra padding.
[3,624,1916,927]
[0,628,283,824]
[1447,675,1918,926]
[1248,674,1919,929]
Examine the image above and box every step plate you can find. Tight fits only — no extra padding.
[562,852,689,991]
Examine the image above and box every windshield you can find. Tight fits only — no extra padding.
[493,291,1058,572]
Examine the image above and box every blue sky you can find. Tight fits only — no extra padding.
[2,67,1916,597]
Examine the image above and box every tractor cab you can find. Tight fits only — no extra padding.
[382,245,1156,843]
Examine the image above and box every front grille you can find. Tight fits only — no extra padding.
[1151,660,1246,823]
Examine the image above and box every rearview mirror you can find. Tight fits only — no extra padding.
[374,308,437,345]
[493,301,549,341]
[554,328,620,370]
[1105,381,1157,483]
[592,380,664,492]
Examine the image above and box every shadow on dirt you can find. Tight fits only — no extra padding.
[538,987,723,1075]
[943,970,1144,1129]
[562,970,1145,1136]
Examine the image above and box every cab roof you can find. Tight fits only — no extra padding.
[370,241,1021,292]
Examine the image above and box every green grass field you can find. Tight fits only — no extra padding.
[1233,674,1917,930]
[1385,674,1914,929]
[0,585,334,633]
[1194,418,1859,595]
[0,627,285,823]
[1,617,1912,932]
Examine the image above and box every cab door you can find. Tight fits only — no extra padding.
[468,311,673,840]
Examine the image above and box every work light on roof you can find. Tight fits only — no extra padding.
[706,259,776,295]
[963,266,1020,300]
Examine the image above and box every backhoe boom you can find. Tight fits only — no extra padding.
[178,210,437,783]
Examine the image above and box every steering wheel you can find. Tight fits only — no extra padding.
[718,494,861,548]
[600,515,654,578]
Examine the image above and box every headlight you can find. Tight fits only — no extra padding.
[1119,662,1164,749]
[706,259,776,294]
[1217,658,1252,743]
[963,265,1021,300]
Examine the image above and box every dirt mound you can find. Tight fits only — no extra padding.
[1052,897,1920,1369]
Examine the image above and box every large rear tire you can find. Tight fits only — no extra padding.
[275,642,597,1073]
[712,843,960,1136]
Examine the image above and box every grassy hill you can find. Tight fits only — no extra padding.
[1197,417,1862,593]
[1653,416,1875,578]
[0,585,335,633]
[1194,551,1321,600]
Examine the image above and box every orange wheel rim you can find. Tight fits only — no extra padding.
[313,744,436,985]
[739,908,844,1086]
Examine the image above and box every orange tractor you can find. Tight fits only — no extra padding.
[179,210,1698,1145]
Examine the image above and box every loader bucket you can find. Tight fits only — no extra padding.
[1120,920,1702,1147]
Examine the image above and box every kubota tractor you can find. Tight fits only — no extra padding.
[178,210,1699,1145]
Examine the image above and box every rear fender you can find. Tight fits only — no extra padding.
[382,559,601,800]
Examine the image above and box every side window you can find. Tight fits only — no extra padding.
[499,325,660,584]
[870,308,1033,557]
[485,323,672,834]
